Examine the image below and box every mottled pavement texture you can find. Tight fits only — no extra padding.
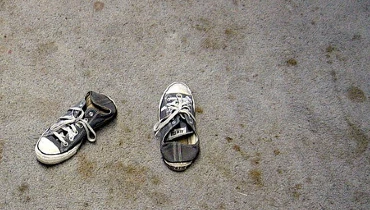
[1,0,370,209]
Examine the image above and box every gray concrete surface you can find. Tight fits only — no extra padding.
[1,0,369,209]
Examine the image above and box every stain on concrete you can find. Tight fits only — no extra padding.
[352,34,362,40]
[0,140,3,163]
[330,70,337,82]
[195,106,203,114]
[286,58,297,66]
[326,45,336,53]
[290,184,303,199]
[148,191,171,206]
[150,175,161,185]
[194,18,213,32]
[93,1,104,12]
[103,161,149,202]
[250,153,261,165]
[347,86,366,102]
[224,28,237,36]
[233,144,241,152]
[249,169,263,186]
[226,137,250,160]
[346,118,369,157]
[17,183,31,203]
[273,149,281,156]
[78,154,97,178]
[37,41,58,56]
[225,136,233,142]
[353,191,370,204]
[201,37,226,50]
[325,44,347,63]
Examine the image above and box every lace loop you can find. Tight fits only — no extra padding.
[45,107,96,146]
[153,94,195,135]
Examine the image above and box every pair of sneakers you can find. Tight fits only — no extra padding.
[35,82,200,171]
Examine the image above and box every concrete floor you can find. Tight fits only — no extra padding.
[1,0,369,209]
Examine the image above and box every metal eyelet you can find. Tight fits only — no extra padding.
[62,142,69,147]
[88,111,94,117]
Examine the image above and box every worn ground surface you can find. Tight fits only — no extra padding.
[1,0,370,209]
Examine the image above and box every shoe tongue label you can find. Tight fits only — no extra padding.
[168,127,193,141]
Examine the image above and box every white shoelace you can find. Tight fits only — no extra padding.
[46,107,96,146]
[153,94,196,136]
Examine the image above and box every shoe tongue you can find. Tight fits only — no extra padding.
[167,120,194,141]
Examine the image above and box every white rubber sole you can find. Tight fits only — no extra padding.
[164,160,192,171]
[35,142,82,165]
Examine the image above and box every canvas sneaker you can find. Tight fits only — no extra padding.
[35,91,117,165]
[153,82,200,171]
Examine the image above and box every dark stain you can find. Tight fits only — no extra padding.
[227,94,236,100]
[346,118,369,157]
[239,124,245,128]
[37,41,58,56]
[195,106,203,114]
[286,58,297,66]
[116,162,147,184]
[250,156,261,165]
[249,169,263,186]
[330,70,337,82]
[181,36,188,44]
[250,152,261,165]
[225,28,237,36]
[325,45,347,63]
[123,125,132,133]
[78,154,97,178]
[17,183,31,203]
[194,18,213,32]
[273,149,281,156]
[93,1,104,11]
[18,183,29,193]
[83,70,91,78]
[232,0,239,6]
[103,161,149,202]
[230,142,250,160]
[352,34,361,41]
[290,184,302,199]
[233,144,241,152]
[353,191,370,204]
[118,139,124,146]
[225,136,233,143]
[201,37,226,50]
[150,175,161,185]
[217,202,226,210]
[347,86,366,102]
[326,45,335,53]
[148,191,171,206]
[0,140,3,163]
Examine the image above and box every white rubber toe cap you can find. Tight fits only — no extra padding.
[166,82,192,95]
[37,137,60,155]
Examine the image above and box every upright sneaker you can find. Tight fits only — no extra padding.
[35,91,117,165]
[153,82,200,171]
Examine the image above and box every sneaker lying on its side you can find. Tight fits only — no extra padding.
[153,82,200,171]
[35,91,117,165]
